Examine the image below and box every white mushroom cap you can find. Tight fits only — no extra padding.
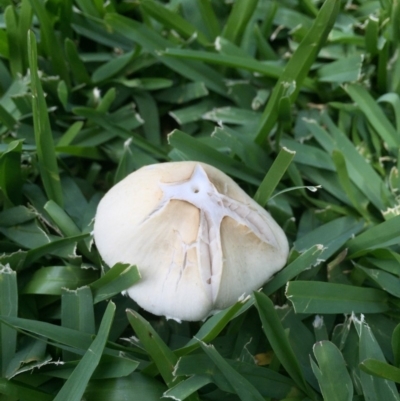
[94,161,289,321]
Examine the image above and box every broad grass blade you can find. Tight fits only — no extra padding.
[164,375,212,401]
[62,286,95,360]
[0,140,22,206]
[254,292,315,399]
[294,216,364,260]
[164,48,283,79]
[105,14,228,97]
[83,373,166,401]
[311,341,353,401]
[222,0,258,45]
[347,215,400,257]
[392,323,400,367]
[23,265,98,295]
[356,265,400,298]
[263,245,324,296]
[174,353,299,399]
[140,0,209,46]
[0,377,53,401]
[28,0,69,85]
[90,263,140,304]
[38,354,138,380]
[126,309,178,388]
[255,0,340,143]
[198,341,266,401]
[53,301,115,401]
[23,233,89,267]
[286,282,389,314]
[360,359,400,383]
[177,301,244,356]
[0,315,93,353]
[353,315,400,401]
[28,31,63,207]
[253,147,295,206]
[0,264,17,376]
[345,84,400,150]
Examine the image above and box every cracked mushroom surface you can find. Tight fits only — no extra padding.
[94,161,289,321]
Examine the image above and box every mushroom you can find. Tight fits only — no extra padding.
[94,161,289,321]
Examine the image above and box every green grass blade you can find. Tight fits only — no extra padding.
[156,82,208,104]
[255,0,340,143]
[308,115,393,210]
[74,0,101,17]
[311,341,353,401]
[222,0,258,45]
[28,31,64,207]
[0,315,92,350]
[174,353,298,399]
[65,38,91,85]
[392,324,400,367]
[90,263,141,304]
[23,265,98,295]
[23,233,89,267]
[263,245,324,296]
[0,103,17,130]
[360,359,400,383]
[126,309,178,388]
[176,301,245,356]
[39,354,138,380]
[53,301,115,401]
[354,315,400,401]
[345,83,400,150]
[83,374,166,401]
[4,6,23,77]
[140,0,209,46]
[133,91,161,145]
[198,340,266,401]
[0,264,17,376]
[0,206,36,228]
[105,14,228,97]
[317,55,362,83]
[71,107,168,159]
[347,215,400,257]
[164,48,283,79]
[332,150,370,220]
[0,314,130,361]
[294,216,364,260]
[61,290,94,335]
[378,93,400,131]
[17,0,33,72]
[286,282,389,314]
[6,336,47,379]
[254,291,315,399]
[0,140,23,206]
[356,265,400,298]
[253,146,295,206]
[62,286,95,361]
[92,52,134,84]
[44,200,81,237]
[28,0,70,85]
[57,121,84,147]
[196,0,219,40]
[43,201,96,262]
[0,378,53,401]
[164,375,212,401]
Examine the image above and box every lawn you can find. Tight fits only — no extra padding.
[1,0,400,400]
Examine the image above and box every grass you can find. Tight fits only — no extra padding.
[0,0,400,400]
